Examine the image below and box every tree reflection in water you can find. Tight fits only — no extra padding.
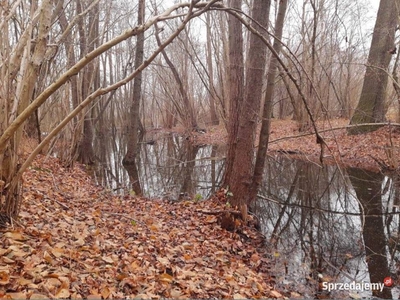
[92,135,400,299]
[254,156,399,299]
[92,133,225,199]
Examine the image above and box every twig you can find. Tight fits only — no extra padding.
[196,209,242,217]
[50,174,70,210]
[322,257,356,282]
[53,199,70,210]
[257,194,400,217]
[269,122,400,145]
[102,212,138,223]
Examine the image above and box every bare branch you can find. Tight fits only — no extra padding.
[15,0,221,178]
[0,0,222,153]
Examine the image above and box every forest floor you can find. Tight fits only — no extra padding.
[1,118,399,299]
[1,156,283,299]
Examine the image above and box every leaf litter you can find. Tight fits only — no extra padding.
[0,155,283,299]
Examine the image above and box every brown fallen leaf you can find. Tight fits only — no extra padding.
[55,289,70,298]
[43,251,54,264]
[159,273,173,283]
[6,292,27,299]
[101,286,111,299]
[102,256,114,264]
[4,231,27,241]
[270,290,284,298]
[0,271,10,285]
[51,247,64,258]
[29,293,50,299]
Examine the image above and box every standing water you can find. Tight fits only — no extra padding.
[92,133,400,299]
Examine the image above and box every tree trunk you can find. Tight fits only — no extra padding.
[123,0,145,166]
[250,0,288,203]
[223,0,270,219]
[349,0,398,134]
[206,12,219,126]
[1,0,52,217]
[76,0,99,165]
[222,0,244,190]
[154,17,197,130]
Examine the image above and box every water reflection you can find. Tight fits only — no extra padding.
[348,168,391,298]
[255,155,400,299]
[92,133,225,199]
[92,134,400,299]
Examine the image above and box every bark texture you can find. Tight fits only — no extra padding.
[349,0,399,133]
[251,0,287,203]
[223,0,270,218]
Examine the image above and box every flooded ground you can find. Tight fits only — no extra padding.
[92,132,400,299]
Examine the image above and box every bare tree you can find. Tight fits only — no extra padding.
[0,1,222,218]
[123,0,145,195]
[206,12,220,125]
[153,4,198,131]
[349,0,399,133]
[0,0,53,216]
[251,0,288,203]
[222,0,245,189]
[75,0,100,165]
[223,0,270,219]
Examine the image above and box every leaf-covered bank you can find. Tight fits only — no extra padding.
[0,155,283,299]
[191,119,400,173]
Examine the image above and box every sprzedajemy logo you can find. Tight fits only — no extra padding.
[322,281,385,293]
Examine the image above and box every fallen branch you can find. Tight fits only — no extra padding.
[195,209,241,217]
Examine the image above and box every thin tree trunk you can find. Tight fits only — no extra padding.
[76,0,99,165]
[123,0,145,171]
[250,0,288,203]
[154,20,197,130]
[122,0,145,195]
[206,12,219,125]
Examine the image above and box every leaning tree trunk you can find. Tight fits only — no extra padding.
[349,0,398,134]
[0,0,53,218]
